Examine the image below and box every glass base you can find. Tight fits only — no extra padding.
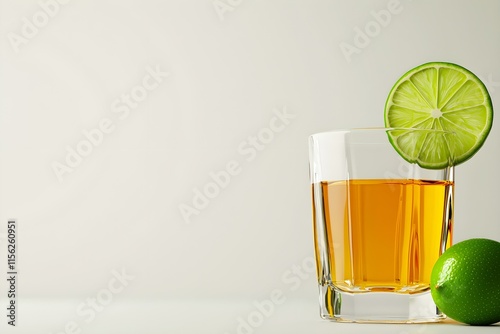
[318,284,445,323]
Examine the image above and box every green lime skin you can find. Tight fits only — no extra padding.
[430,238,500,325]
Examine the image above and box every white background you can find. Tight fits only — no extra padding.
[0,0,499,333]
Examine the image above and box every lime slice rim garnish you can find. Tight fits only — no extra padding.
[384,61,493,169]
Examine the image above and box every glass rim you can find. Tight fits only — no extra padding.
[309,127,456,138]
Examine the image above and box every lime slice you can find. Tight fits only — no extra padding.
[384,62,493,169]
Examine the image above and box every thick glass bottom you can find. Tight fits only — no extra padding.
[318,284,445,323]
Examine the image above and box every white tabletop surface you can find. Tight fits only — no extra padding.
[2,298,498,334]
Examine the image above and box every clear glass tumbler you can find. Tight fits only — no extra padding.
[308,128,454,323]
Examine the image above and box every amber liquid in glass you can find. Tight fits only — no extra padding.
[313,179,453,293]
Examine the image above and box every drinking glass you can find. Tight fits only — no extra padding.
[308,128,454,323]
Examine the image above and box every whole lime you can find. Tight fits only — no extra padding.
[430,238,500,325]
